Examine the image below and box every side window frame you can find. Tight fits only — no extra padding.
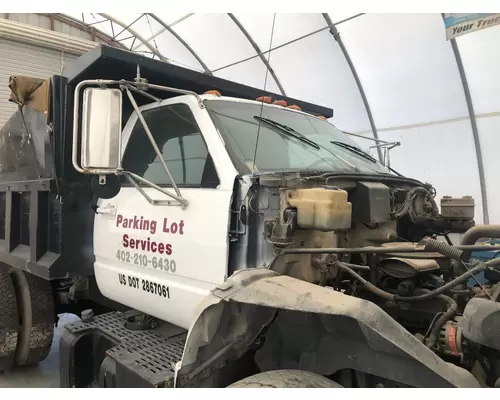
[120,102,220,190]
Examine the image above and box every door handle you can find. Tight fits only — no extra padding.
[96,204,117,217]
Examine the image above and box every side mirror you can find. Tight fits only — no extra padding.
[81,88,122,172]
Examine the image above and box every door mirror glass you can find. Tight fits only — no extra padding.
[81,88,122,171]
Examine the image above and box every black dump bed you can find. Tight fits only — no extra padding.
[0,44,333,281]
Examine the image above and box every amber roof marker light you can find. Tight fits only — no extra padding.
[204,90,221,96]
[256,96,272,103]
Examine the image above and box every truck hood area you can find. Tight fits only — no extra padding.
[176,269,481,388]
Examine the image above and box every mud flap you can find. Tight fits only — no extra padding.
[176,269,480,388]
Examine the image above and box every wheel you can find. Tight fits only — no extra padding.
[10,269,55,367]
[0,267,19,372]
[227,369,343,388]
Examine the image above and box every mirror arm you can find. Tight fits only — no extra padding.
[123,87,187,207]
[126,84,162,103]
[72,79,122,174]
[123,172,188,208]
[139,82,205,109]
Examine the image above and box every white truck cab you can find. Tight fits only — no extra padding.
[86,87,393,330]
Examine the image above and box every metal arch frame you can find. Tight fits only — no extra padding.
[322,13,383,162]
[147,13,212,75]
[97,13,169,62]
[227,13,287,96]
[435,14,488,224]
[40,13,128,50]
[449,39,489,224]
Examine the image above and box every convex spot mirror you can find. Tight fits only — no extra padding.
[81,87,123,171]
[91,174,122,199]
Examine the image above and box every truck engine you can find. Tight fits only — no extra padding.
[229,173,500,387]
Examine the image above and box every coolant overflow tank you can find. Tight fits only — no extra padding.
[286,187,352,231]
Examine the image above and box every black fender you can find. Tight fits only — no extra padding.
[175,269,480,388]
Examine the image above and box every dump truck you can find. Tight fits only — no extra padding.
[1,44,500,388]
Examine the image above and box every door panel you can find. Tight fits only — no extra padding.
[94,187,232,329]
[92,98,236,330]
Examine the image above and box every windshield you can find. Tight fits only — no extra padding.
[205,99,394,176]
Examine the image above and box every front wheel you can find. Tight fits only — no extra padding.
[227,370,343,388]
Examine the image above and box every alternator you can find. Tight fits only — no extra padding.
[438,316,463,357]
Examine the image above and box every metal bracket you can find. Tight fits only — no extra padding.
[123,172,186,208]
[343,131,401,168]
[72,71,202,209]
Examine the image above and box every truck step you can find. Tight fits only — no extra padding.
[60,311,187,388]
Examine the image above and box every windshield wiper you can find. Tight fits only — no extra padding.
[254,116,320,150]
[330,141,377,163]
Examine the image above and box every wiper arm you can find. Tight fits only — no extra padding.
[254,116,320,150]
[330,141,377,163]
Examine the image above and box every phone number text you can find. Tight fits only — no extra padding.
[116,250,177,273]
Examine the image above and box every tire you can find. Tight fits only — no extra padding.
[0,267,19,372]
[227,369,343,388]
[10,269,55,367]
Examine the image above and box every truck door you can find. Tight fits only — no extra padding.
[92,96,237,330]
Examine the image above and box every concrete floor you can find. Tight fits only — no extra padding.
[0,314,79,388]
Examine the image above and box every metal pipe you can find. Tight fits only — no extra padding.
[282,244,500,255]
[127,84,161,102]
[98,13,169,62]
[227,13,287,96]
[322,13,383,163]
[148,13,212,75]
[460,225,500,246]
[145,83,205,108]
[124,88,185,203]
[443,13,489,224]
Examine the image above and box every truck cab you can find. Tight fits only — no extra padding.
[89,87,397,330]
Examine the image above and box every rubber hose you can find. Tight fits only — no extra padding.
[395,187,439,219]
[426,294,457,349]
[335,262,487,302]
[394,187,426,218]
[335,263,395,301]
[421,237,464,261]
[396,264,486,301]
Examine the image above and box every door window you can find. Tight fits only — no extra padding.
[122,103,219,188]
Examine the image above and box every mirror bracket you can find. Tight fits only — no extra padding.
[122,172,187,208]
[72,75,200,209]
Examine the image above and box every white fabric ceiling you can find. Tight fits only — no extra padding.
[64,12,500,224]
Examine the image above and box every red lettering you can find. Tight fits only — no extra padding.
[121,234,173,256]
[165,244,172,256]
[117,214,123,227]
[163,218,185,235]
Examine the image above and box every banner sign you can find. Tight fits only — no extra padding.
[444,13,500,40]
